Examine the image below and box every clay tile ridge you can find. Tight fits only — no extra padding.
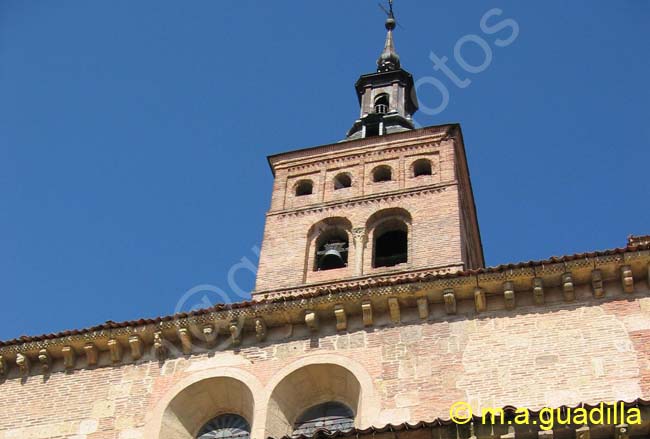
[1,242,649,348]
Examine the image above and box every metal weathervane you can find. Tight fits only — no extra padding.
[378,0,404,29]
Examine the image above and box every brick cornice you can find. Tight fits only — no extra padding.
[0,245,648,381]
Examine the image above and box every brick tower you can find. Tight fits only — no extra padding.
[254,9,484,296]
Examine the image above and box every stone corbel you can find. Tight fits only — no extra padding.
[592,269,604,298]
[443,289,456,315]
[38,349,51,374]
[84,343,99,367]
[128,335,143,361]
[334,305,347,331]
[153,331,166,360]
[108,338,122,364]
[533,277,545,305]
[417,296,429,319]
[615,424,629,439]
[503,281,515,310]
[362,301,373,327]
[562,272,575,302]
[575,426,590,439]
[62,346,76,370]
[178,328,193,354]
[305,311,319,332]
[254,317,267,342]
[0,354,7,378]
[229,321,242,346]
[621,265,634,293]
[474,287,487,313]
[388,297,400,324]
[16,353,30,377]
[202,324,216,344]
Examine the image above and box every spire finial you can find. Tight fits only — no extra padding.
[377,0,400,72]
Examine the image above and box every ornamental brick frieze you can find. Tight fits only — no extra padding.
[275,139,445,178]
[0,253,648,381]
[273,130,449,174]
[270,184,449,219]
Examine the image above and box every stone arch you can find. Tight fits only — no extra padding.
[144,367,265,439]
[304,217,354,282]
[365,208,413,271]
[264,355,379,439]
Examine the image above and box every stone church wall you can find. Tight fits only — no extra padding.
[2,287,650,439]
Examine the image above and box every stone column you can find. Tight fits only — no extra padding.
[352,227,366,276]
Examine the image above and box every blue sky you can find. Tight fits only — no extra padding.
[0,1,648,340]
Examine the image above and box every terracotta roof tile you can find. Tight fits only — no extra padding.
[1,242,648,348]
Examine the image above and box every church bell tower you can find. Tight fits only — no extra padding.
[254,5,484,297]
[346,5,418,140]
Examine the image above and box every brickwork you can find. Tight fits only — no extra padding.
[2,289,650,439]
[255,126,484,293]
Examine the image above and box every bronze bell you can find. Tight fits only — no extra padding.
[317,242,348,271]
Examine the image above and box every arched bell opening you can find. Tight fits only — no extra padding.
[412,158,432,177]
[333,173,352,190]
[373,93,389,115]
[304,217,354,282]
[365,208,412,271]
[295,180,314,197]
[315,228,349,271]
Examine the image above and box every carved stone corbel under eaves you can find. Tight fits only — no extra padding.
[0,354,6,378]
[128,335,143,361]
[621,265,634,293]
[203,324,216,344]
[474,287,486,313]
[305,310,319,332]
[84,343,98,367]
[361,301,373,326]
[592,269,604,298]
[575,426,590,439]
[533,277,545,305]
[107,338,122,363]
[62,346,76,370]
[153,331,166,360]
[38,349,51,374]
[416,296,429,319]
[229,321,242,346]
[615,424,629,439]
[503,281,515,310]
[254,317,267,342]
[443,289,456,315]
[178,328,193,354]
[334,305,347,331]
[388,297,400,324]
[16,353,30,377]
[562,272,575,302]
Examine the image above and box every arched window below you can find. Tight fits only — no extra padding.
[333,173,352,190]
[374,94,389,114]
[292,402,355,437]
[372,165,392,183]
[295,180,313,197]
[412,159,432,177]
[374,221,408,268]
[197,414,250,439]
[315,228,349,271]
